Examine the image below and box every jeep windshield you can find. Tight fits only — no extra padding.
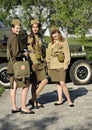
[0,20,6,28]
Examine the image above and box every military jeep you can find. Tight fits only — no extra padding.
[68,44,92,85]
[0,22,92,87]
[0,19,10,87]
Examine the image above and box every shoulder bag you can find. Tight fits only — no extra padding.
[7,47,30,79]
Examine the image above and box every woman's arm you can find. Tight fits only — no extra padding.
[63,40,71,70]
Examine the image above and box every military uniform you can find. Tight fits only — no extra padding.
[7,19,30,88]
[28,34,47,82]
[46,39,70,82]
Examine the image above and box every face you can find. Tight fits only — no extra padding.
[51,31,59,40]
[32,23,39,34]
[12,25,21,35]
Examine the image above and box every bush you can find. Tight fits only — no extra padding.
[0,86,5,96]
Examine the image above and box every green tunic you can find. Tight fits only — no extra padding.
[46,39,70,82]
[7,32,29,88]
[28,34,47,83]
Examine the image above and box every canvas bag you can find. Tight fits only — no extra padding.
[58,51,65,62]
[7,47,30,79]
[13,60,30,79]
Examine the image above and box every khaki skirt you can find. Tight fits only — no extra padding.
[48,68,66,82]
[30,63,47,83]
[9,75,30,89]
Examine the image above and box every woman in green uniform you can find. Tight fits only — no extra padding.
[7,19,34,114]
[28,19,48,108]
[46,26,74,107]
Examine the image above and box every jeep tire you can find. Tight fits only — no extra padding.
[70,60,92,85]
[0,63,10,88]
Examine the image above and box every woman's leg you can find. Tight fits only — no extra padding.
[21,87,30,112]
[30,83,37,103]
[60,81,73,105]
[10,81,17,110]
[21,86,35,114]
[32,78,48,102]
[30,71,37,99]
[56,84,63,104]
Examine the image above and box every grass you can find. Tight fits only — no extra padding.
[0,86,5,96]
[44,36,92,60]
[44,36,92,45]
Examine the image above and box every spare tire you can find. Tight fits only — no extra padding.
[70,60,92,85]
[0,63,10,88]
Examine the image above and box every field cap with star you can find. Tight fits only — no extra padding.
[50,25,59,33]
[31,19,40,25]
[11,19,21,26]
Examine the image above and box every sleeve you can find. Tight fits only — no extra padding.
[63,39,71,70]
[27,36,33,52]
[9,37,19,63]
[46,43,51,63]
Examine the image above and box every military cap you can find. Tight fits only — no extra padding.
[31,19,40,25]
[11,19,21,25]
[50,25,59,33]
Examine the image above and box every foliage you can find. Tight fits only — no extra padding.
[52,0,92,40]
[0,0,92,39]
[0,0,54,32]
[0,86,5,96]
[44,35,92,59]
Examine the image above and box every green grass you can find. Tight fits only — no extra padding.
[0,86,5,96]
[44,36,92,45]
[44,36,92,60]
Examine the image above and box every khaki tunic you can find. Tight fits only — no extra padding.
[7,32,29,88]
[28,34,47,82]
[46,39,70,82]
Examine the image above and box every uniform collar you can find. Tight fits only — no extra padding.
[53,39,59,43]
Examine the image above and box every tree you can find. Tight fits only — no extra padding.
[0,0,92,39]
[51,0,92,40]
[0,0,54,33]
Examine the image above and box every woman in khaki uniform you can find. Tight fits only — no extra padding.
[7,19,34,114]
[46,26,74,107]
[28,19,48,108]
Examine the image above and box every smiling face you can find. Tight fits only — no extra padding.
[51,31,59,40]
[12,24,21,35]
[50,30,64,43]
[31,23,39,34]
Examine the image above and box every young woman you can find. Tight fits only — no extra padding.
[46,26,74,107]
[7,19,35,114]
[28,19,48,108]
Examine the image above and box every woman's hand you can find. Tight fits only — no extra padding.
[64,66,67,71]
[23,51,28,57]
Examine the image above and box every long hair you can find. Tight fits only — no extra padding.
[30,23,42,48]
[50,30,64,44]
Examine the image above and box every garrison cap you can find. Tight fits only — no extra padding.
[11,19,21,26]
[31,19,40,25]
[50,26,59,33]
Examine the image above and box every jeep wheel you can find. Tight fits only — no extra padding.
[70,60,92,85]
[0,63,10,88]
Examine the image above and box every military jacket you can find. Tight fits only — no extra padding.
[46,39,70,70]
[28,34,43,64]
[7,32,22,74]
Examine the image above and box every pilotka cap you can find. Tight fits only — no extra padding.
[11,19,21,25]
[31,19,40,25]
[50,26,59,33]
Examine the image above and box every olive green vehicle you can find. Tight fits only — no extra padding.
[0,19,10,87]
[0,19,92,88]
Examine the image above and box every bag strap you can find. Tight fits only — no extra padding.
[7,46,26,62]
[7,46,12,62]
